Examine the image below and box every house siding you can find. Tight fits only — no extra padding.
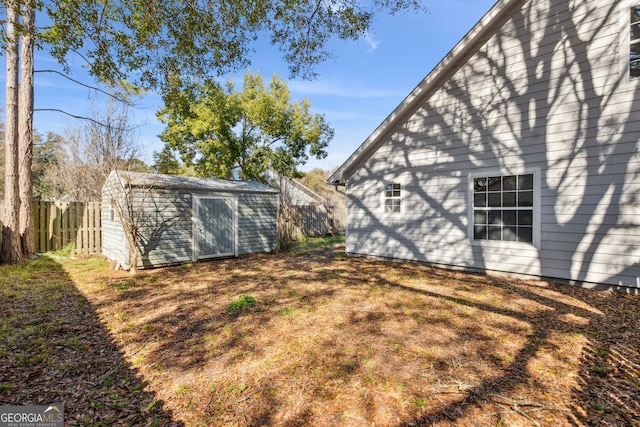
[344,0,640,290]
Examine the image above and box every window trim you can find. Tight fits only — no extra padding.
[621,0,640,84]
[467,168,541,249]
[382,181,402,214]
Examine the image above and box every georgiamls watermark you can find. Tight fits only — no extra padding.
[0,405,64,427]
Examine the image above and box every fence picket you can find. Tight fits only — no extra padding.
[0,201,102,255]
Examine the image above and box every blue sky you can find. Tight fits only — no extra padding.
[5,0,497,172]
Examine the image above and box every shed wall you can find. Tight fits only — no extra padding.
[237,193,278,255]
[344,0,640,290]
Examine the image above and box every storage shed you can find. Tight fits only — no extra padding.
[102,171,278,270]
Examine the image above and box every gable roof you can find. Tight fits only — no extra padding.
[328,0,522,185]
[105,171,278,194]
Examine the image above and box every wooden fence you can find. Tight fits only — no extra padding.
[292,204,341,240]
[1,201,102,255]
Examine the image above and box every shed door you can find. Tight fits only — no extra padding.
[194,197,235,259]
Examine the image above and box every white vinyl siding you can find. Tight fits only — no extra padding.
[343,0,640,290]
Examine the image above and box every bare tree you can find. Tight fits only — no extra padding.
[102,171,156,275]
[46,97,144,201]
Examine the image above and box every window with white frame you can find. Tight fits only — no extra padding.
[472,174,534,243]
[631,5,640,78]
[384,183,401,213]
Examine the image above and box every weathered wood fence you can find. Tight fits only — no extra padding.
[0,201,102,255]
[292,204,339,240]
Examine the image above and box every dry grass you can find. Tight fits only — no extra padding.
[3,237,639,426]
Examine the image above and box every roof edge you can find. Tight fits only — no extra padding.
[328,0,521,185]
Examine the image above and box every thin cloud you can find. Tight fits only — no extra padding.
[289,79,403,99]
[363,32,380,53]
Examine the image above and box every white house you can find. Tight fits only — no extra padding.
[329,0,640,292]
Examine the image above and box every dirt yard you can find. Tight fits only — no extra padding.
[1,237,639,426]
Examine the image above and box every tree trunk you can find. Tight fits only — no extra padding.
[19,3,36,257]
[2,1,24,264]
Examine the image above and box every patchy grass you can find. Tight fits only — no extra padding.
[2,237,640,426]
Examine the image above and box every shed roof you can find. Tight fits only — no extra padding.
[107,171,278,194]
[328,0,521,185]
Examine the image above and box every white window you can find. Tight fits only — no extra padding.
[384,183,401,213]
[472,174,534,243]
[630,5,640,78]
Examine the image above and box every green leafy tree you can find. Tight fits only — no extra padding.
[158,71,334,180]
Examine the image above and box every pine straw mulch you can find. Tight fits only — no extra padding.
[1,240,639,426]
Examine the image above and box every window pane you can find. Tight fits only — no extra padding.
[488,226,502,240]
[632,41,640,58]
[518,190,533,207]
[503,191,516,207]
[503,226,518,241]
[385,183,393,191]
[474,211,487,225]
[487,176,502,192]
[632,6,640,24]
[632,23,640,41]
[503,175,516,190]
[474,225,487,240]
[488,192,502,207]
[518,210,533,226]
[386,190,393,198]
[503,210,517,225]
[474,177,487,192]
[385,200,393,212]
[518,227,533,243]
[518,174,533,190]
[631,60,640,78]
[474,193,486,207]
[488,210,502,225]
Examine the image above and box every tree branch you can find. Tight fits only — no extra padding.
[34,69,134,106]
[34,108,141,132]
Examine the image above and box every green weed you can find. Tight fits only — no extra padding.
[227,295,257,313]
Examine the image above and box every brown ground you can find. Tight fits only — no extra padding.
[1,239,639,426]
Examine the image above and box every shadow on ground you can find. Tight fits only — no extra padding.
[56,241,640,426]
[0,255,181,426]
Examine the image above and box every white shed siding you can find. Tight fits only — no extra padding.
[237,193,278,255]
[101,178,128,267]
[136,190,193,268]
[344,0,640,289]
